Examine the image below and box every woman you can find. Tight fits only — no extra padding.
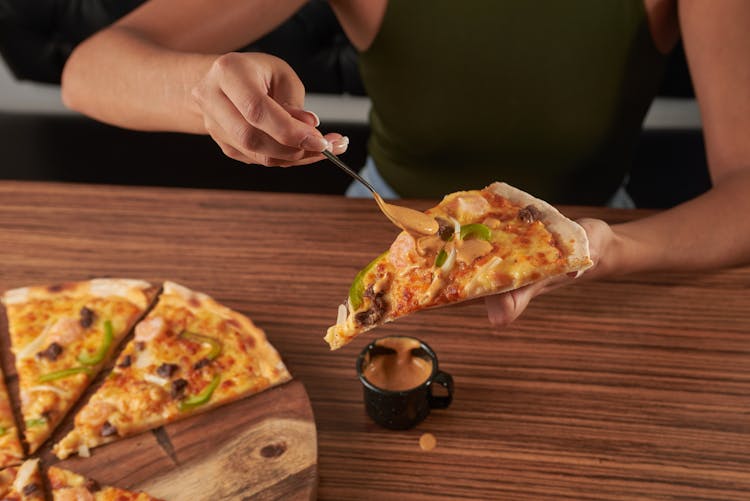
[61,0,750,327]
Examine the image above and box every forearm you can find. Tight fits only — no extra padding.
[601,168,750,277]
[61,28,215,133]
[60,0,309,133]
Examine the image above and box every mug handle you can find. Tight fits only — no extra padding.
[428,370,454,409]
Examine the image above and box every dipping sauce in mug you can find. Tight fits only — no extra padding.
[362,337,433,391]
[357,336,453,429]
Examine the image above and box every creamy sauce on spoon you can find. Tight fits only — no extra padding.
[373,192,439,236]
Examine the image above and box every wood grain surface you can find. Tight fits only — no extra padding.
[0,180,748,500]
[35,380,317,501]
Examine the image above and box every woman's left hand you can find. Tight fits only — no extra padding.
[484,218,614,329]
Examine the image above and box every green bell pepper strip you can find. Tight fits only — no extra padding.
[434,249,448,267]
[179,331,223,360]
[0,426,6,437]
[38,366,92,383]
[78,319,114,365]
[348,251,388,311]
[25,418,46,428]
[460,223,492,242]
[178,375,221,412]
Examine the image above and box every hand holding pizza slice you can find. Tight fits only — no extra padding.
[482,217,611,329]
[325,182,594,350]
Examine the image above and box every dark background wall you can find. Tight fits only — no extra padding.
[0,0,710,207]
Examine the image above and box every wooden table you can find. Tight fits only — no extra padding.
[0,180,748,500]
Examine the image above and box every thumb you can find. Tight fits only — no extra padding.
[283,104,320,128]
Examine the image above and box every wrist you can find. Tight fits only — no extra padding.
[183,53,222,133]
[604,222,660,277]
[576,218,649,281]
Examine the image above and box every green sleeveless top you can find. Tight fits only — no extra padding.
[358,0,665,204]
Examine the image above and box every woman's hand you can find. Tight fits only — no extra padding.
[191,52,349,166]
[484,218,614,329]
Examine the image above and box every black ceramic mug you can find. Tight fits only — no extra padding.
[356,336,454,430]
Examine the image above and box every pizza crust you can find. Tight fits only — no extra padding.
[486,182,592,273]
[48,465,163,500]
[1,279,155,309]
[0,366,24,469]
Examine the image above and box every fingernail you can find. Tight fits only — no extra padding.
[305,110,321,127]
[331,136,349,151]
[300,135,330,152]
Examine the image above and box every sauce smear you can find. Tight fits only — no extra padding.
[374,193,438,237]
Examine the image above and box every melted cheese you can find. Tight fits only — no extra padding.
[89,279,151,304]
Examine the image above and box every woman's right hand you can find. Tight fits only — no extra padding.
[191,52,348,166]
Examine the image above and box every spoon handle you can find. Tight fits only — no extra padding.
[322,150,378,196]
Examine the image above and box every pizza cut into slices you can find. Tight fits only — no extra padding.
[1,279,158,453]
[0,365,24,468]
[0,459,44,501]
[54,281,291,459]
[48,465,163,501]
[325,182,593,350]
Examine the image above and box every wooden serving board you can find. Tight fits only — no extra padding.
[38,380,317,500]
[0,297,317,500]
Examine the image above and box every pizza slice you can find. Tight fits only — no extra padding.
[325,182,593,349]
[48,465,163,500]
[1,279,158,453]
[0,365,24,468]
[54,281,291,459]
[0,459,44,501]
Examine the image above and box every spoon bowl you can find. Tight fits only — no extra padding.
[322,150,438,236]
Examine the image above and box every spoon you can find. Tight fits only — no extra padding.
[322,150,438,236]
